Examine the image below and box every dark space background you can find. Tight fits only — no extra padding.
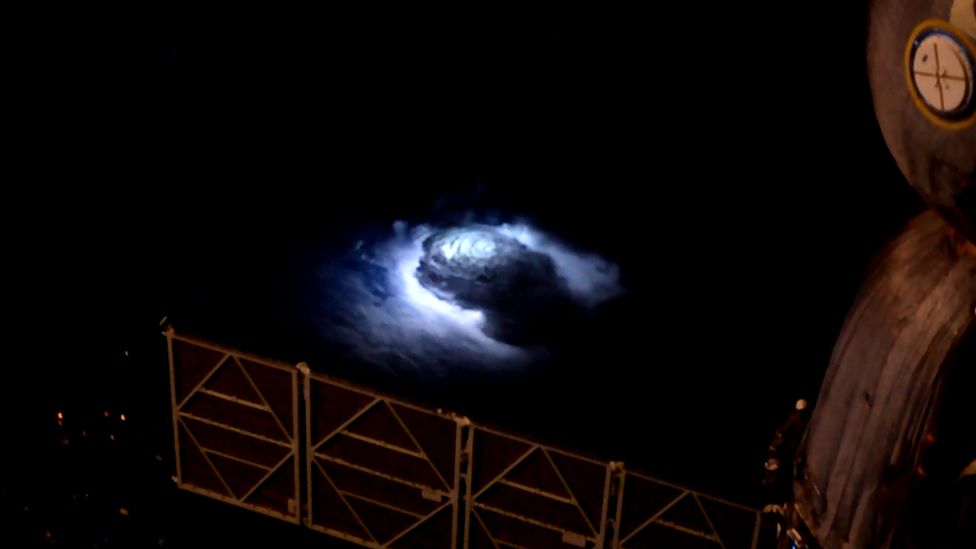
[6,4,925,547]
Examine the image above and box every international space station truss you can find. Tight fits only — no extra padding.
[166,329,760,548]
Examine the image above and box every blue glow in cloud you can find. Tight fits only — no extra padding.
[315,219,622,372]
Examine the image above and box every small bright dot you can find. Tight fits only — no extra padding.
[120,414,126,422]
[56,412,63,420]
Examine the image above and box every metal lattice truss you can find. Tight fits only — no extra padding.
[305,371,463,548]
[166,330,760,548]
[166,330,301,523]
[612,471,761,549]
[464,427,612,548]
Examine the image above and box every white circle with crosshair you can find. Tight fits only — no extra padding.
[911,32,974,115]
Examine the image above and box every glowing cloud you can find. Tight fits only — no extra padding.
[314,219,623,371]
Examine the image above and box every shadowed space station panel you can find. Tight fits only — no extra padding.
[165,330,761,548]
[786,1,976,547]
[305,372,462,547]
[168,333,301,522]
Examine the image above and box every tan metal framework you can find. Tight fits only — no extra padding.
[612,469,761,549]
[304,369,465,548]
[166,329,301,523]
[164,330,760,548]
[463,426,613,548]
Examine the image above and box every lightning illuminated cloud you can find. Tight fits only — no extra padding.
[315,219,622,372]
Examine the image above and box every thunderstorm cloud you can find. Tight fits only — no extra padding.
[314,219,622,374]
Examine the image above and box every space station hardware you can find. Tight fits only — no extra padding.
[165,328,762,548]
[787,1,976,547]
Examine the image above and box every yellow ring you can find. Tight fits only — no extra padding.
[904,19,976,131]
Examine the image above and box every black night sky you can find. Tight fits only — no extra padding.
[8,4,927,547]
